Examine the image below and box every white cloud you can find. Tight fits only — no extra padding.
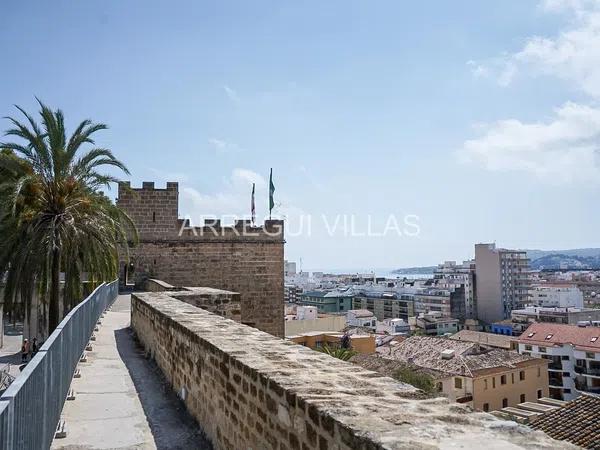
[180,168,265,222]
[471,1,600,98]
[459,102,600,183]
[462,1,600,183]
[223,85,240,103]
[180,168,304,225]
[208,137,244,153]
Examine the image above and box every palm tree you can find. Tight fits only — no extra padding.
[0,100,136,334]
[317,345,358,361]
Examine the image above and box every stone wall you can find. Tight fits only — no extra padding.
[140,284,241,323]
[131,291,567,450]
[117,181,284,337]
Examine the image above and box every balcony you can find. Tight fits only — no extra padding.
[456,394,473,404]
[574,364,600,377]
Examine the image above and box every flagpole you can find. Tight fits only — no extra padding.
[269,168,274,220]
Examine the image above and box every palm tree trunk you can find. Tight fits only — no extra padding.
[49,247,61,333]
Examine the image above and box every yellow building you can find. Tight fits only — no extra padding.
[381,336,549,411]
[288,331,376,354]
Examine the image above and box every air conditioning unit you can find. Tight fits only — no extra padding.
[441,349,455,359]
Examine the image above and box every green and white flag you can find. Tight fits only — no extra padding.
[269,168,275,219]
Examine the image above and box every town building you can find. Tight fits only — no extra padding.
[491,320,516,336]
[415,312,460,336]
[511,306,600,334]
[295,305,318,320]
[284,312,346,337]
[284,284,302,303]
[376,318,411,335]
[284,260,297,276]
[287,331,375,354]
[380,336,549,411]
[297,290,353,313]
[475,243,531,325]
[517,323,600,401]
[352,292,415,322]
[433,260,477,320]
[450,330,516,350]
[346,309,377,329]
[413,289,453,317]
[529,285,583,308]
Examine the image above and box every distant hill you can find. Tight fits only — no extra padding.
[392,248,600,273]
[525,248,600,270]
[390,266,436,275]
[526,248,600,262]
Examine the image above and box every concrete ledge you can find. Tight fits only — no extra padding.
[131,292,567,450]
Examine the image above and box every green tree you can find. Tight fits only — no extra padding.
[393,367,437,394]
[0,101,136,334]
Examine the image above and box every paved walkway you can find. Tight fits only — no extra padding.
[52,294,211,450]
[0,321,26,382]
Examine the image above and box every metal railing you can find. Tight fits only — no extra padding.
[0,280,118,450]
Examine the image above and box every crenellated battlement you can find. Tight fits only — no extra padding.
[118,181,179,192]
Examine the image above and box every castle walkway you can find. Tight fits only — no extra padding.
[51,294,212,450]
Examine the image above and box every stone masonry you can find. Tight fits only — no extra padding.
[131,291,569,450]
[117,181,284,337]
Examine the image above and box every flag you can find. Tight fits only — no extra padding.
[269,168,275,219]
[251,183,256,225]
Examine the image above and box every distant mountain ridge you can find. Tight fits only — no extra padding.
[525,248,600,261]
[525,248,600,270]
[392,248,600,274]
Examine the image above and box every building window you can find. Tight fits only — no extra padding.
[537,389,542,399]
[315,341,323,348]
[525,345,532,351]
[564,388,571,394]
[520,394,526,403]
[483,403,489,412]
[561,355,569,360]
[537,367,541,377]
[484,379,488,390]
[539,347,547,353]
[492,377,496,388]
[454,378,463,389]
[586,352,595,359]
[436,382,443,392]
[562,372,570,377]
[519,371,525,381]
[501,375,507,385]
[511,373,515,384]
[502,398,508,408]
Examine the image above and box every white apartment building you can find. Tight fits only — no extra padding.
[284,260,297,276]
[529,285,584,309]
[517,323,600,401]
[475,243,531,325]
[376,318,410,335]
[296,305,318,320]
[346,309,377,329]
[434,260,477,320]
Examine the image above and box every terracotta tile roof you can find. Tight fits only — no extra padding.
[518,323,600,352]
[380,336,539,377]
[530,393,600,449]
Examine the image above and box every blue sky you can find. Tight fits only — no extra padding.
[2,0,600,270]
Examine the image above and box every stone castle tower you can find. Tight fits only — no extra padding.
[117,181,284,337]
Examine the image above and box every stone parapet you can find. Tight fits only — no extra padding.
[131,291,568,450]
